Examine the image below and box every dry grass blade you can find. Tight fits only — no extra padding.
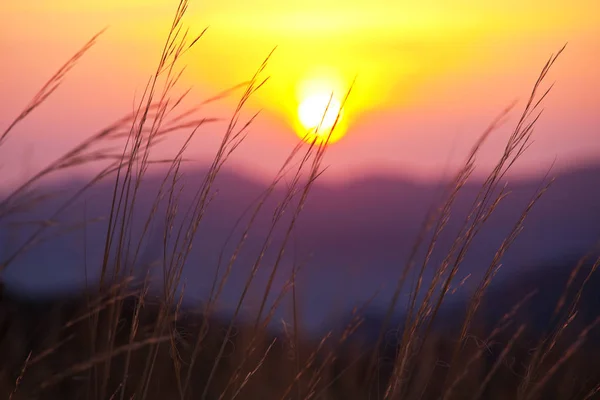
[472,324,526,400]
[443,290,537,399]
[228,338,277,400]
[39,336,171,390]
[583,383,600,400]
[0,28,107,146]
[8,352,32,400]
[518,255,600,398]
[525,316,600,400]
[383,45,565,400]
[211,82,355,399]
[364,101,516,393]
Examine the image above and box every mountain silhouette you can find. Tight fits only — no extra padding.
[1,163,598,332]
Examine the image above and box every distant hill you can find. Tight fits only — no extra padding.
[1,163,599,332]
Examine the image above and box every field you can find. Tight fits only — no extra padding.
[1,2,600,399]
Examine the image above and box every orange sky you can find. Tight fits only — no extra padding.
[1,0,599,184]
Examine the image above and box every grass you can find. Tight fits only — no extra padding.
[1,1,600,399]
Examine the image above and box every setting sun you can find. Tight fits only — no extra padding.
[298,93,341,131]
[297,93,343,144]
[293,74,348,145]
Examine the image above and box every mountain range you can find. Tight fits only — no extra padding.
[1,162,598,333]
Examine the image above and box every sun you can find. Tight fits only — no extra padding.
[296,93,345,145]
[298,93,341,131]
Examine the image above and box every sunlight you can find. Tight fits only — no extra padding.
[296,92,344,145]
[298,93,341,131]
[292,74,349,145]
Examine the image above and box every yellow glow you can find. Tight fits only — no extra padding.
[298,94,341,131]
[297,93,343,144]
[292,75,348,145]
[4,0,599,154]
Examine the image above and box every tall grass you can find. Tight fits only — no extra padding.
[1,1,599,399]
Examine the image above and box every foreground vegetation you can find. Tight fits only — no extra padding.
[1,1,599,399]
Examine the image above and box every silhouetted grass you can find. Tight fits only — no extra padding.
[1,1,599,399]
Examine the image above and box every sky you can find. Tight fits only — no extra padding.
[1,0,599,185]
